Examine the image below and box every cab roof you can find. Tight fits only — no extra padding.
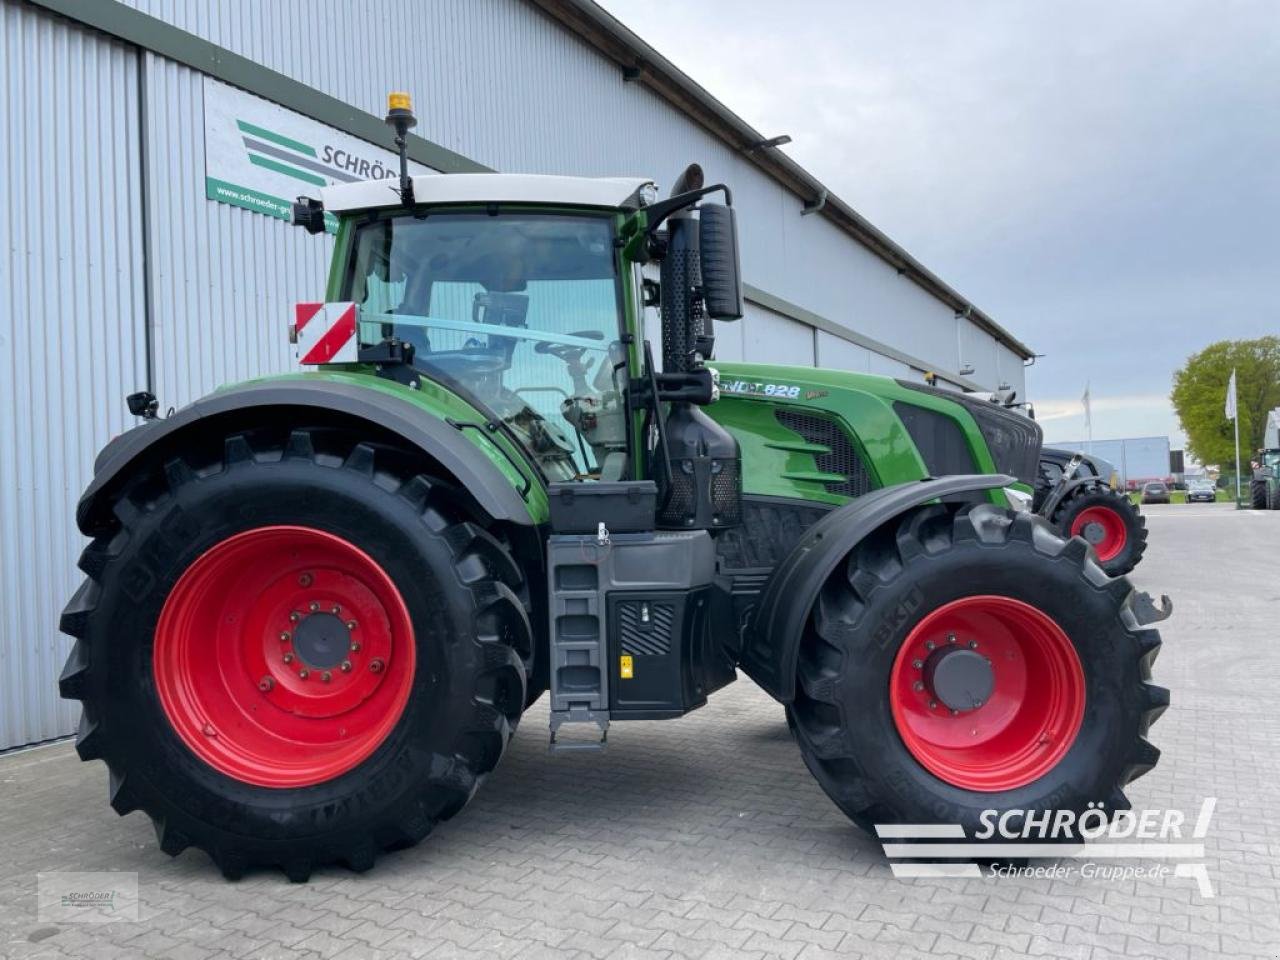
[320,173,653,213]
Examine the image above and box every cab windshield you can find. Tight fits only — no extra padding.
[343,211,630,480]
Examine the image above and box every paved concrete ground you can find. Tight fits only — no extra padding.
[2,503,1279,960]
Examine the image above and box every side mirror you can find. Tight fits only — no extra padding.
[291,196,327,235]
[698,203,743,320]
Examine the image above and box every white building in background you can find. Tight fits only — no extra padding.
[0,0,1034,750]
[1047,436,1174,489]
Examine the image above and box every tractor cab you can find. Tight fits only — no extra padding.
[334,197,635,481]
[307,137,748,533]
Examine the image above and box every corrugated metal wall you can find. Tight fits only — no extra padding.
[145,56,334,409]
[0,2,148,748]
[118,0,1025,398]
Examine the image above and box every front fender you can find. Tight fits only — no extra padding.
[78,377,541,534]
[739,473,1014,702]
[1039,474,1108,522]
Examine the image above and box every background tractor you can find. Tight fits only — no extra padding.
[59,95,1168,881]
[1034,447,1148,574]
[1249,407,1280,510]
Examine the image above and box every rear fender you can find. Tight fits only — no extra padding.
[77,378,540,535]
[739,473,1013,702]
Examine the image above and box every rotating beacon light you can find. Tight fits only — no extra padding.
[384,91,416,206]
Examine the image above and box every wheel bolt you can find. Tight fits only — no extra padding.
[341,660,352,673]
[369,658,384,674]
[968,640,978,649]
[289,611,300,623]
[913,681,924,692]
[331,605,341,615]
[350,641,361,653]
[258,676,274,692]
[279,632,291,642]
[947,633,957,644]
[912,659,923,669]
[309,601,320,613]
[928,700,937,710]
[321,671,332,683]
[950,708,959,716]
[282,653,295,664]
[299,668,310,680]
[925,640,936,651]
[974,699,984,708]
[346,620,357,631]
[298,573,313,587]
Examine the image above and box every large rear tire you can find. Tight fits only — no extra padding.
[788,503,1166,839]
[59,428,531,880]
[1052,485,1147,575]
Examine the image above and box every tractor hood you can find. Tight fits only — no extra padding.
[707,361,1041,503]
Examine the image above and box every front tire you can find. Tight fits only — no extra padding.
[1250,479,1267,509]
[788,503,1166,839]
[1052,485,1147,575]
[59,428,531,880]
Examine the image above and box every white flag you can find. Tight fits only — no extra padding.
[1225,368,1237,420]
[1082,383,1092,430]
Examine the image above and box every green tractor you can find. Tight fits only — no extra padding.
[1250,408,1280,509]
[59,95,1168,880]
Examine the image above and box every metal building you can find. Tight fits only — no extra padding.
[0,0,1035,750]
[1047,437,1174,490]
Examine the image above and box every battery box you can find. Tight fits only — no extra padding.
[547,480,657,535]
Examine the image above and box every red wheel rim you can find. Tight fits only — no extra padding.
[154,526,415,788]
[1070,506,1127,562]
[889,596,1085,792]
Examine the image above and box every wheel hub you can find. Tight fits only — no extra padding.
[1070,505,1127,562]
[292,612,351,669]
[923,646,994,712]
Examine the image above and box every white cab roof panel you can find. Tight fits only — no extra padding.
[321,173,653,213]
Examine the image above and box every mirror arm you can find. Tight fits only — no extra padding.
[623,183,733,263]
[644,183,731,231]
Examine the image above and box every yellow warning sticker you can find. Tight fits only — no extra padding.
[619,654,634,679]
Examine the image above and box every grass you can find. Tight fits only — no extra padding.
[1126,489,1234,505]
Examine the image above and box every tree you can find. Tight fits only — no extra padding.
[1171,337,1280,466]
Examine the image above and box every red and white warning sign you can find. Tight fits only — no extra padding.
[292,301,358,365]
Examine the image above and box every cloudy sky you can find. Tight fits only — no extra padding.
[597,0,1279,445]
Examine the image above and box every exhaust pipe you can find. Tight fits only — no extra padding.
[660,164,705,375]
[653,164,741,530]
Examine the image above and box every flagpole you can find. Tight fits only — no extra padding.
[1226,368,1241,505]
[1083,382,1092,455]
[1234,409,1242,504]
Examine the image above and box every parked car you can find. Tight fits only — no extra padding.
[1141,481,1171,504]
[1186,480,1216,503]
